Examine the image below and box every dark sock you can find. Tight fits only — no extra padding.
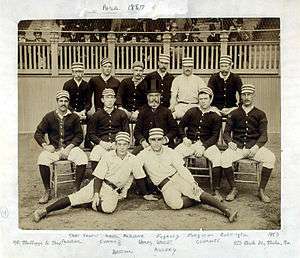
[212,166,222,191]
[223,167,235,189]
[135,178,148,196]
[39,165,51,190]
[91,161,98,171]
[75,165,86,190]
[200,192,230,216]
[259,167,272,190]
[182,196,197,208]
[46,197,71,213]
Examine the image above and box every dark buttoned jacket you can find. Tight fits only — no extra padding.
[223,106,268,149]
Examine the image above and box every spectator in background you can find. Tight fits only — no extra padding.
[18,31,27,42]
[207,24,220,42]
[170,22,182,42]
[33,31,47,42]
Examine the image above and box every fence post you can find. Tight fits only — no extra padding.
[107,32,116,75]
[220,30,229,56]
[50,32,59,76]
[162,32,171,55]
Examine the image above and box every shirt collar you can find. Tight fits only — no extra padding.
[101,73,111,82]
[132,77,143,86]
[157,70,166,78]
[73,78,82,86]
[242,105,254,114]
[104,106,115,114]
[55,109,72,119]
[219,71,231,81]
[113,149,130,160]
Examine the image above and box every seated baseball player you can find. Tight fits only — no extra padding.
[116,61,148,122]
[221,84,276,203]
[34,90,88,204]
[88,88,129,171]
[33,132,157,222]
[175,87,223,201]
[135,128,238,223]
[132,78,178,155]
[169,57,206,119]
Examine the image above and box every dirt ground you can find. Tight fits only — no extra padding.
[18,133,280,230]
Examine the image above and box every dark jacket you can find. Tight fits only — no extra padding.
[178,107,222,149]
[144,71,174,107]
[134,105,178,145]
[88,108,129,144]
[116,77,148,112]
[63,78,91,112]
[88,75,120,111]
[223,106,268,149]
[34,111,83,149]
[208,72,242,110]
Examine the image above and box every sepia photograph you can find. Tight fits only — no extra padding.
[18,18,280,230]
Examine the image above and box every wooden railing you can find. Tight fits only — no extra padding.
[18,32,280,75]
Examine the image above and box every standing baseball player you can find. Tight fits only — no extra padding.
[88,57,120,111]
[88,88,129,171]
[221,84,276,202]
[207,55,242,116]
[175,87,224,201]
[169,57,206,119]
[63,61,92,148]
[144,54,174,108]
[116,61,148,122]
[33,132,157,222]
[34,90,88,204]
[135,128,238,222]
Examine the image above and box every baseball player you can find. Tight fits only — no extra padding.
[207,55,242,116]
[135,128,238,222]
[88,57,120,111]
[221,84,276,202]
[34,90,88,204]
[88,88,129,171]
[144,54,174,108]
[33,132,157,222]
[132,78,178,155]
[116,61,148,122]
[175,87,224,201]
[169,57,206,119]
[63,62,92,148]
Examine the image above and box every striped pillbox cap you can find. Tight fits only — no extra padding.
[241,84,256,94]
[149,128,164,138]
[115,132,130,143]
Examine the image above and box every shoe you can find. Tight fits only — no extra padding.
[225,188,238,201]
[213,190,224,202]
[227,209,238,223]
[258,188,271,203]
[38,189,51,204]
[33,208,47,222]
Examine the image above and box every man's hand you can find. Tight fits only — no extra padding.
[162,136,169,145]
[92,193,100,211]
[193,141,205,157]
[130,110,139,121]
[169,105,175,112]
[191,182,202,199]
[74,111,86,120]
[249,145,259,158]
[119,107,132,119]
[43,144,55,153]
[60,145,72,160]
[183,137,192,147]
[141,140,150,149]
[143,194,159,201]
[228,141,237,151]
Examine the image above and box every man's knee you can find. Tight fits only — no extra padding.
[69,147,88,165]
[261,149,276,168]
[37,150,53,166]
[101,201,117,214]
[221,149,234,168]
[89,145,105,162]
[164,196,183,210]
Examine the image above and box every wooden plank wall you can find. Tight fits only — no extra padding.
[18,74,280,133]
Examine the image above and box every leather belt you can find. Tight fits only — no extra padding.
[103,179,122,194]
[157,173,177,191]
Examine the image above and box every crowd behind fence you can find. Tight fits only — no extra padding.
[18,31,280,76]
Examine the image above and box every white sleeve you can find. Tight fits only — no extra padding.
[171,150,195,184]
[132,154,147,179]
[92,154,109,179]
